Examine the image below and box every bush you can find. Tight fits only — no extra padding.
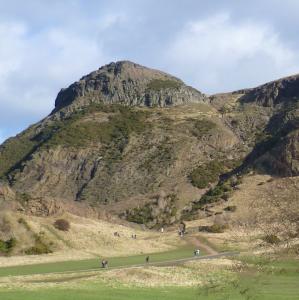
[0,238,16,254]
[189,160,224,189]
[25,241,52,255]
[224,205,237,212]
[262,234,280,244]
[54,219,70,231]
[25,232,52,255]
[126,205,153,224]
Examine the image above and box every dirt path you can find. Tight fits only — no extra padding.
[186,235,218,255]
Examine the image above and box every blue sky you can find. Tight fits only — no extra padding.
[1,0,299,143]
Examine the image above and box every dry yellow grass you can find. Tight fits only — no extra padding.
[185,174,299,254]
[0,212,186,267]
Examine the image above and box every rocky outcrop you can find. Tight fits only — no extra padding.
[52,61,206,115]
[236,73,299,107]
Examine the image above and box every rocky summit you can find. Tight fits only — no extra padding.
[52,61,206,115]
[0,61,298,227]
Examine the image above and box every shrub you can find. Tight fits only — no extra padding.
[54,219,70,231]
[25,242,52,255]
[0,238,16,254]
[224,205,237,212]
[262,234,280,244]
[189,160,224,189]
[126,205,153,224]
[25,232,52,255]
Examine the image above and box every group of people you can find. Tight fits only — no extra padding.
[99,222,202,270]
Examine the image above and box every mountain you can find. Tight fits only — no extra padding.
[0,61,298,228]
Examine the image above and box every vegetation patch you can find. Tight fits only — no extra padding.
[25,231,52,255]
[53,219,70,231]
[262,234,280,244]
[1,104,150,179]
[189,158,242,190]
[0,238,16,255]
[125,204,153,225]
[182,175,242,221]
[0,130,38,178]
[191,119,216,138]
[45,106,149,151]
[189,160,225,189]
[224,205,237,212]
[147,79,182,91]
[124,194,178,227]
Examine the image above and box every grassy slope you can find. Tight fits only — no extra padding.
[0,245,196,277]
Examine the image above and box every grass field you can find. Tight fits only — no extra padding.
[0,258,299,300]
[0,244,197,277]
[0,242,298,300]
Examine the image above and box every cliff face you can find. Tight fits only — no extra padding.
[0,61,298,225]
[52,61,206,115]
[211,74,299,176]
[236,73,299,107]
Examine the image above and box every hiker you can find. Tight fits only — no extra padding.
[101,259,108,268]
[179,222,186,235]
[195,249,200,256]
[160,227,164,233]
[146,256,149,263]
[101,259,106,268]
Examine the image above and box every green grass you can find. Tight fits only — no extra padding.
[1,258,299,300]
[0,245,197,277]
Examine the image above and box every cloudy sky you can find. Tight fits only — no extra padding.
[1,0,299,143]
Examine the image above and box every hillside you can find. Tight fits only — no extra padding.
[0,61,298,240]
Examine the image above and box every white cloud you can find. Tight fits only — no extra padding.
[0,15,121,140]
[164,13,299,93]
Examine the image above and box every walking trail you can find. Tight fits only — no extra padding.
[186,235,218,255]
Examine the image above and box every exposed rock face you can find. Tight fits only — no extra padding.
[236,73,299,107]
[52,61,206,115]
